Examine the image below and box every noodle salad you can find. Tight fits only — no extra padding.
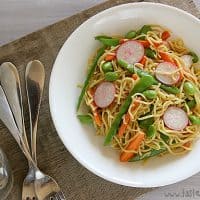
[77,25,200,162]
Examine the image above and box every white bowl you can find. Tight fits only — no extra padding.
[49,2,200,187]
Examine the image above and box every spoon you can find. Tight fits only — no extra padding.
[0,62,30,153]
[22,60,45,200]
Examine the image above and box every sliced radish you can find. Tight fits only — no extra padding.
[116,40,144,64]
[181,55,193,69]
[155,62,180,85]
[163,106,188,131]
[94,82,115,108]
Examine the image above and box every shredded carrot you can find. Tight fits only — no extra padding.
[132,74,139,80]
[118,113,131,137]
[139,56,147,65]
[119,38,127,44]
[105,54,116,61]
[183,141,191,148]
[118,97,141,138]
[161,31,171,40]
[159,52,176,65]
[93,110,102,126]
[120,132,145,162]
[138,40,150,48]
[153,42,162,48]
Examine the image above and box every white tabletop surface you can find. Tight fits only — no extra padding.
[1,0,200,199]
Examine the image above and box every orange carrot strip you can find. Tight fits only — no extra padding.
[183,141,191,148]
[132,74,139,80]
[105,54,116,61]
[161,31,171,40]
[153,42,162,48]
[138,40,150,48]
[119,38,127,44]
[159,52,176,65]
[120,132,145,162]
[93,110,102,126]
[118,113,131,137]
[139,56,147,65]
[118,97,141,138]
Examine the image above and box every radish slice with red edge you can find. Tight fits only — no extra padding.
[163,106,188,131]
[155,62,180,85]
[94,82,115,108]
[116,40,144,64]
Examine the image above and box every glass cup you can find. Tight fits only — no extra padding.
[0,148,13,200]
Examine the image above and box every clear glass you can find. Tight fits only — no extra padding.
[0,148,13,200]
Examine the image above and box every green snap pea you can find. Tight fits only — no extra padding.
[143,90,157,100]
[186,99,196,109]
[117,59,134,73]
[160,84,180,94]
[139,117,154,129]
[129,148,166,162]
[77,46,106,111]
[188,52,199,63]
[117,59,158,84]
[77,114,93,124]
[145,48,156,59]
[136,25,152,39]
[147,125,156,138]
[160,133,169,143]
[95,36,119,46]
[102,62,113,72]
[189,115,200,125]
[105,72,119,81]
[104,75,156,145]
[125,30,137,39]
[184,81,196,96]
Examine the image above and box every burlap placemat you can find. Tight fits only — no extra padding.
[0,0,199,199]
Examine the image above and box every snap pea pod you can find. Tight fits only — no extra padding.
[95,36,120,46]
[125,30,137,39]
[186,99,196,109]
[188,51,199,63]
[139,117,154,129]
[105,72,119,81]
[136,25,152,39]
[189,115,200,125]
[160,133,169,143]
[145,48,156,59]
[102,62,113,72]
[160,84,180,94]
[117,59,135,73]
[104,75,156,145]
[77,46,106,111]
[129,148,166,162]
[147,125,157,138]
[143,90,157,100]
[183,81,196,96]
[77,114,93,124]
[117,59,158,84]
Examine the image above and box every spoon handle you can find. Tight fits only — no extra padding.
[0,62,30,153]
[0,86,35,165]
[25,60,45,162]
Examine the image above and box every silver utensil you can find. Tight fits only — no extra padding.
[0,62,30,153]
[0,62,36,200]
[25,60,65,200]
[23,60,45,200]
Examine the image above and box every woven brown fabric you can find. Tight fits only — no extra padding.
[0,0,199,199]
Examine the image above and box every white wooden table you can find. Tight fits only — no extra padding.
[0,0,200,199]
